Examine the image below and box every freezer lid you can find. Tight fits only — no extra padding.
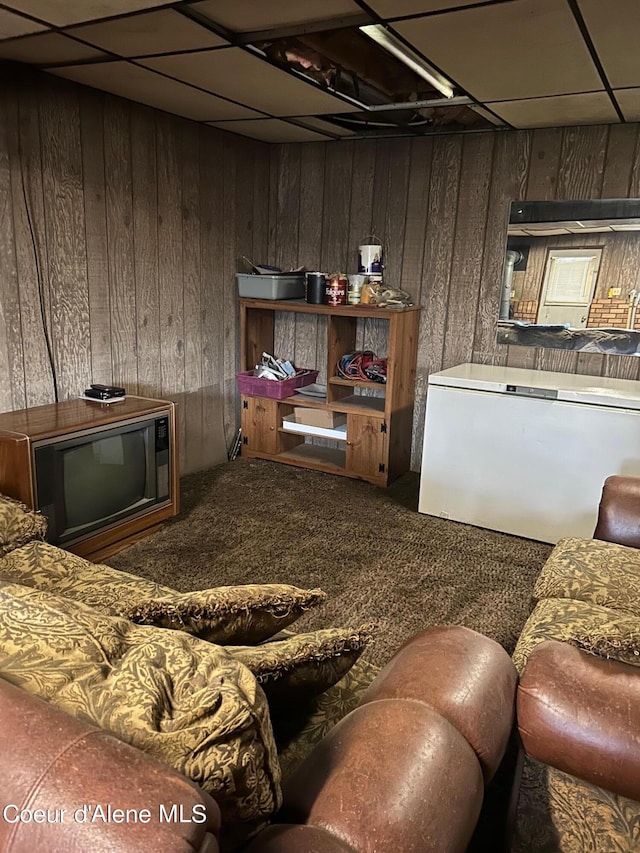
[428,363,640,409]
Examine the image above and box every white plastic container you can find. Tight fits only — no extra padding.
[236,274,305,300]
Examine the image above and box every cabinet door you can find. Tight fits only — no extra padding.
[345,414,388,482]
[241,396,279,455]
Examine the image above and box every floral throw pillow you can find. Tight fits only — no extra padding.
[227,623,376,705]
[0,541,326,644]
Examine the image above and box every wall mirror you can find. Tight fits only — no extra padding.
[496,199,640,355]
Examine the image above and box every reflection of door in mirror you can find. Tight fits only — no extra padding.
[537,249,602,327]
[498,199,640,355]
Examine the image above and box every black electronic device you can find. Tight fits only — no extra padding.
[91,383,126,396]
[84,383,126,401]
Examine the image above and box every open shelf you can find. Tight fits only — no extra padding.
[240,297,420,321]
[288,392,385,417]
[239,299,419,485]
[330,395,386,416]
[278,443,346,472]
[288,393,328,408]
[329,377,386,391]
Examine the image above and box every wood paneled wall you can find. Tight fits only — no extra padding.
[269,124,640,470]
[0,67,270,472]
[3,64,640,477]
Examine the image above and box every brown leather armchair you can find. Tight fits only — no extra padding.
[520,474,640,794]
[512,474,640,852]
[0,626,517,853]
[593,473,640,549]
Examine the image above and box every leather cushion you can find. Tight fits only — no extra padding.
[361,625,517,782]
[518,639,640,802]
[0,676,221,853]
[280,699,484,853]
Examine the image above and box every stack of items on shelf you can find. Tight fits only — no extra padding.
[254,352,296,381]
[336,351,387,384]
[236,352,318,400]
[307,237,413,308]
[235,240,413,309]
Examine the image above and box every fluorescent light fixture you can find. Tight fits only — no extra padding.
[360,24,455,99]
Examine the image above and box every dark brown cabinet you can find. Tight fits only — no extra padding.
[239,298,420,486]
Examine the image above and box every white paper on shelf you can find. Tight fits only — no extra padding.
[79,395,126,404]
[282,414,347,440]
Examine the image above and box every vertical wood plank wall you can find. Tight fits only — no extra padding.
[2,66,640,476]
[269,125,640,470]
[0,70,270,473]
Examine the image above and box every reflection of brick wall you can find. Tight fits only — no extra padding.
[587,299,638,328]
[511,300,538,321]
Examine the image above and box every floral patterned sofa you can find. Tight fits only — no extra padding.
[510,476,640,853]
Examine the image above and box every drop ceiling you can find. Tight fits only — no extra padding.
[0,0,638,142]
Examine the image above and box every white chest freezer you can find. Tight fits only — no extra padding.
[418,363,640,544]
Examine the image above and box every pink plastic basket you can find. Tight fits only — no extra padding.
[236,369,319,399]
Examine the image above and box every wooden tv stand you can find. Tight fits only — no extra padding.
[0,396,179,562]
[239,299,420,486]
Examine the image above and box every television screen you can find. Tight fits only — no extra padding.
[62,429,147,531]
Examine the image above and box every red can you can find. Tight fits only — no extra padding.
[325,274,347,306]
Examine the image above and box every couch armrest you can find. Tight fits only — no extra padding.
[360,624,517,782]
[594,475,640,547]
[243,626,517,853]
[517,639,640,801]
[0,677,221,853]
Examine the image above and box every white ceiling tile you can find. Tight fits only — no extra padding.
[366,0,493,19]
[578,0,640,89]
[51,60,263,120]
[70,9,226,57]
[188,0,362,33]
[141,48,359,116]
[208,118,330,142]
[0,8,47,39]
[488,92,619,129]
[393,0,603,101]
[0,32,107,63]
[294,116,355,136]
[0,1,176,27]
[614,88,640,122]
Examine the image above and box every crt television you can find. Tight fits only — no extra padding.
[0,396,178,560]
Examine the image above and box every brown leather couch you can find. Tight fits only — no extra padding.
[0,625,517,853]
[0,675,222,853]
[512,475,640,852]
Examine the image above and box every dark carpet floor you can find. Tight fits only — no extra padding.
[110,457,552,666]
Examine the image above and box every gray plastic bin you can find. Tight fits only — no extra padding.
[236,273,305,300]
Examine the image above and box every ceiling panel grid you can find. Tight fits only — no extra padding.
[0,0,636,141]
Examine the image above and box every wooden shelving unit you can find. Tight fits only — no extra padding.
[239,298,420,486]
